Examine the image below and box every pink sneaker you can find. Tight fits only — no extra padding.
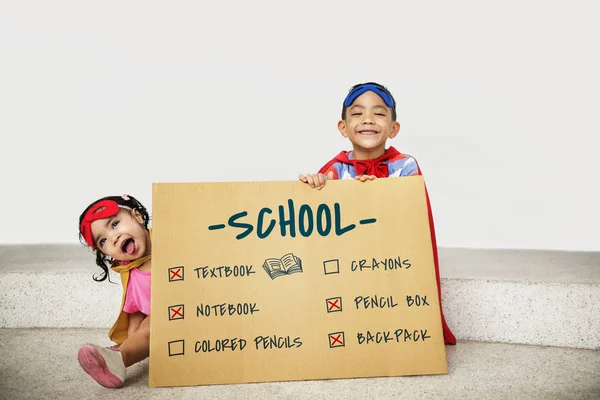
[77,343,126,388]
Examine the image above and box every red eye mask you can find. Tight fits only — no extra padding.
[80,200,121,248]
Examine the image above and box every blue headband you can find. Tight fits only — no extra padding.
[343,84,395,108]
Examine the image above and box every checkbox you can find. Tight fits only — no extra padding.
[168,304,184,320]
[328,332,345,348]
[168,340,185,356]
[326,297,342,313]
[168,266,184,282]
[323,259,340,275]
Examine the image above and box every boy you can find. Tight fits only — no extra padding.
[299,82,456,345]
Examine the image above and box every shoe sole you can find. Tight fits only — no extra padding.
[77,344,124,388]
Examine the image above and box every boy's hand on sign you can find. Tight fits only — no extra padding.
[299,171,334,190]
[355,174,377,182]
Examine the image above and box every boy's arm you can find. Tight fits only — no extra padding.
[391,155,420,177]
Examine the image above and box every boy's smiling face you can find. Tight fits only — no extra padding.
[338,90,400,160]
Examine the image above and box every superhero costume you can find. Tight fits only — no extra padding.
[319,146,456,345]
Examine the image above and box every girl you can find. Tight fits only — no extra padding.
[77,194,152,388]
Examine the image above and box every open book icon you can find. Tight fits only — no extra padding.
[262,253,303,280]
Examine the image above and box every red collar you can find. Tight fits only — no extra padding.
[332,147,400,177]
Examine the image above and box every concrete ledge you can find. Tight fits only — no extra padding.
[443,280,599,349]
[1,245,599,349]
[439,247,600,285]
[1,328,599,400]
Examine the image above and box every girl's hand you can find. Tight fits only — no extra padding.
[355,174,377,182]
[299,171,334,190]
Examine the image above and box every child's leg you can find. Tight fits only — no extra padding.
[78,316,150,388]
[118,316,150,367]
[78,344,126,388]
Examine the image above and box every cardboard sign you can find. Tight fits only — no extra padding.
[149,177,447,387]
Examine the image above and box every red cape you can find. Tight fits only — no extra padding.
[319,147,456,345]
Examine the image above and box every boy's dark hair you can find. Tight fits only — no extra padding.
[78,195,150,282]
[341,81,397,121]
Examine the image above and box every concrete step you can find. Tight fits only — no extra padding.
[0,245,599,349]
[0,328,598,400]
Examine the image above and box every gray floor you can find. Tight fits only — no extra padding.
[1,328,599,400]
[2,246,599,398]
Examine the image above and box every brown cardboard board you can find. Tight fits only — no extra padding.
[149,176,448,387]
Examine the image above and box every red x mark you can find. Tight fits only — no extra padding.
[330,334,343,346]
[170,306,183,318]
[169,268,182,280]
[327,299,340,311]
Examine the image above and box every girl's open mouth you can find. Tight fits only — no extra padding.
[122,238,136,255]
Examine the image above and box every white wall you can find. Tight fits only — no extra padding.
[1,1,599,251]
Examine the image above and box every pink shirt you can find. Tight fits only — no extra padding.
[123,268,151,316]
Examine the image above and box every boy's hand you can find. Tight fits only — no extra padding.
[355,174,377,182]
[299,171,334,190]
